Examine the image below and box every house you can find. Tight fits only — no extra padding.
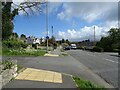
[27,36,40,44]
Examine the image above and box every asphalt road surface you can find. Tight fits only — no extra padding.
[3,54,113,88]
[67,50,119,88]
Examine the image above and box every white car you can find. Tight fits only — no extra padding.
[71,44,77,49]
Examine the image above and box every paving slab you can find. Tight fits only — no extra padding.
[3,68,76,88]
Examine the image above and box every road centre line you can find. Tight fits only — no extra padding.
[103,58,118,64]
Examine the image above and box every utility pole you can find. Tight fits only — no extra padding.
[94,26,95,46]
[52,26,53,37]
[51,26,54,50]
[46,0,48,53]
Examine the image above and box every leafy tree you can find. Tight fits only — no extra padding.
[2,1,45,40]
[96,28,120,53]
[62,38,65,43]
[65,39,70,45]
[50,36,55,44]
[20,34,26,42]
[12,32,18,38]
[2,2,15,40]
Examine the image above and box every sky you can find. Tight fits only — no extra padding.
[13,2,118,41]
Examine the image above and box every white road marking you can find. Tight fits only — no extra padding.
[103,58,118,64]
[87,54,95,57]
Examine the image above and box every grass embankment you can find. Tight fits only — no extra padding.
[2,48,46,56]
[73,76,105,90]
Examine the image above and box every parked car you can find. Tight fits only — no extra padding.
[63,46,71,50]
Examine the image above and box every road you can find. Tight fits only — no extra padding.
[3,54,113,88]
[67,50,119,88]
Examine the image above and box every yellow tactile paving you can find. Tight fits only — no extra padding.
[44,54,59,57]
[15,68,62,83]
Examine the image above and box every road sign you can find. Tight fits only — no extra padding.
[46,36,49,39]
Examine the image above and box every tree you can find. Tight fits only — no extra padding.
[2,1,45,40]
[65,39,70,45]
[2,2,15,40]
[9,32,19,40]
[61,38,65,43]
[20,34,26,42]
[96,28,120,53]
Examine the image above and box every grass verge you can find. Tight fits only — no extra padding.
[2,48,46,56]
[73,76,106,90]
[60,49,65,52]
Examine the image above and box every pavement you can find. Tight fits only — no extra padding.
[15,68,62,83]
[2,48,114,89]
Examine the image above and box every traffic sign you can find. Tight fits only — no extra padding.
[46,36,49,39]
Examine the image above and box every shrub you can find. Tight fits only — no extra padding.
[3,40,21,49]
[92,46,103,52]
[32,44,37,49]
[20,43,28,48]
[2,40,28,49]
[1,60,15,70]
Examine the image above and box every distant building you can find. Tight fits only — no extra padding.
[27,36,40,44]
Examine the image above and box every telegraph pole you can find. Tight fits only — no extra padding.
[94,26,96,46]
[52,26,53,37]
[51,26,54,50]
[46,0,48,53]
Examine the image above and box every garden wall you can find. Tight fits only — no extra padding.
[0,60,17,89]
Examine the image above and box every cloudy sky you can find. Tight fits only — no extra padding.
[13,2,118,41]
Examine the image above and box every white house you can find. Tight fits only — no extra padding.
[27,36,40,44]
[33,38,40,44]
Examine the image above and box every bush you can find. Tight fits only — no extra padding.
[20,43,28,48]
[2,40,28,49]
[92,46,103,52]
[53,43,57,49]
[3,40,20,49]
[1,60,15,70]
[77,46,84,49]
[32,44,38,49]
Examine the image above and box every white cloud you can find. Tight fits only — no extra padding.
[57,2,118,23]
[57,21,118,41]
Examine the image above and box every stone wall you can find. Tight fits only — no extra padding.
[0,60,17,90]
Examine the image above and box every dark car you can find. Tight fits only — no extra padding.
[63,46,71,50]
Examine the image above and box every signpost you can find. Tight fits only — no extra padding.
[46,0,48,53]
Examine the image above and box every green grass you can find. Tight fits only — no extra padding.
[60,53,68,56]
[60,48,65,52]
[17,64,24,73]
[2,48,46,56]
[73,76,105,90]
[0,49,2,55]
